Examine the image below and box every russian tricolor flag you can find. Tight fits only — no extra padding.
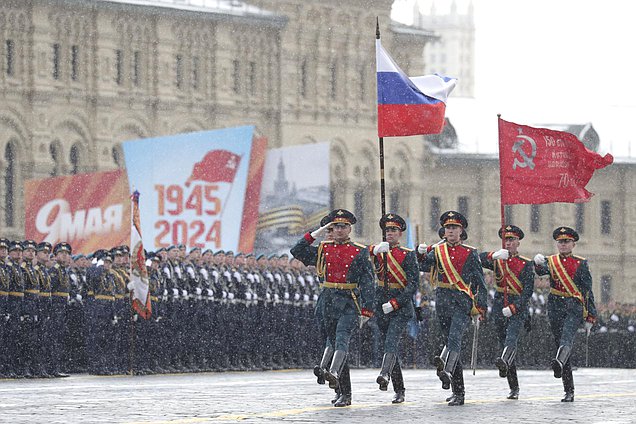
[376,39,457,137]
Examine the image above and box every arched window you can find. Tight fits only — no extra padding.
[50,141,62,176]
[112,145,124,169]
[70,143,81,175]
[4,142,15,227]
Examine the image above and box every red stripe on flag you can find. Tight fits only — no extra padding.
[378,102,446,137]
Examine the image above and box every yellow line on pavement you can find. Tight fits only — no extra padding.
[125,392,636,423]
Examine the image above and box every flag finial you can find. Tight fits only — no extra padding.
[376,17,380,39]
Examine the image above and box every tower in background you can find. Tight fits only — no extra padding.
[413,0,475,97]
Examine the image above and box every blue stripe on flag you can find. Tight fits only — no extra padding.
[377,72,440,105]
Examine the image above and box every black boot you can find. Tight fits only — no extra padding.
[376,352,396,391]
[334,363,351,407]
[551,345,571,379]
[391,361,405,404]
[325,350,346,390]
[448,361,465,406]
[439,350,458,390]
[331,387,341,404]
[314,346,333,385]
[507,364,519,399]
[495,346,516,378]
[433,345,448,376]
[561,361,574,402]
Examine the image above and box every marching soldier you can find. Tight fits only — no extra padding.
[479,225,534,399]
[88,252,116,374]
[110,247,130,374]
[290,209,375,407]
[418,211,487,406]
[534,226,597,402]
[368,213,418,404]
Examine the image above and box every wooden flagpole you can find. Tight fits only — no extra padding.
[377,18,389,294]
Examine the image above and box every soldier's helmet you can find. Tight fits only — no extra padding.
[37,241,52,253]
[22,240,37,251]
[379,213,407,232]
[553,226,579,242]
[9,240,23,252]
[326,209,356,225]
[53,242,72,255]
[440,210,468,229]
[499,225,525,240]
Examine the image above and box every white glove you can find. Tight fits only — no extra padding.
[163,289,168,296]
[313,294,318,301]
[492,249,509,260]
[310,222,333,239]
[266,292,271,301]
[373,242,390,255]
[246,292,252,300]
[294,293,300,301]
[33,314,38,322]
[145,259,152,267]
[187,267,196,279]
[181,289,188,298]
[200,268,209,280]
[172,288,179,298]
[274,293,279,302]
[164,267,171,278]
[584,321,593,334]
[534,253,546,266]
[253,293,259,300]
[382,302,394,314]
[502,306,513,317]
[75,294,83,302]
[359,315,370,329]
[133,314,138,322]
[195,287,202,296]
[228,292,234,300]
[303,294,309,302]
[222,291,227,299]
[417,243,427,255]
[284,292,290,300]
[97,259,104,267]
[206,289,213,297]
[91,258,98,265]
[127,282,135,291]
[70,274,78,283]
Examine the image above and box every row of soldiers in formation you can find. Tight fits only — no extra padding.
[0,238,334,378]
[291,208,596,407]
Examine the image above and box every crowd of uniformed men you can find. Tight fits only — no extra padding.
[0,239,324,378]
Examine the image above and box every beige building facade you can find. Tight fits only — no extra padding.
[1,0,634,303]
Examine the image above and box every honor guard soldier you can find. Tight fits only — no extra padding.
[480,225,534,399]
[534,227,597,402]
[419,211,487,406]
[368,213,418,404]
[49,242,73,377]
[290,209,375,407]
[6,241,25,377]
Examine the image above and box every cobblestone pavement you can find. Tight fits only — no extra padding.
[1,367,635,424]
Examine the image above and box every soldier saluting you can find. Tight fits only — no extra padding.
[368,213,418,404]
[290,209,374,407]
[479,225,534,400]
[534,226,597,402]
[418,211,487,406]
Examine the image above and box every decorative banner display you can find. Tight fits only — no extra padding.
[24,170,130,254]
[123,126,266,252]
[254,142,330,255]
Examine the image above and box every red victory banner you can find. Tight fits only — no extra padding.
[498,118,614,205]
[25,170,130,253]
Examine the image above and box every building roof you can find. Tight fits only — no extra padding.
[93,0,286,25]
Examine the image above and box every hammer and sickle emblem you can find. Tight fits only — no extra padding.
[512,135,537,170]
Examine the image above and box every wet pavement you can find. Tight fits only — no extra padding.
[1,367,635,423]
